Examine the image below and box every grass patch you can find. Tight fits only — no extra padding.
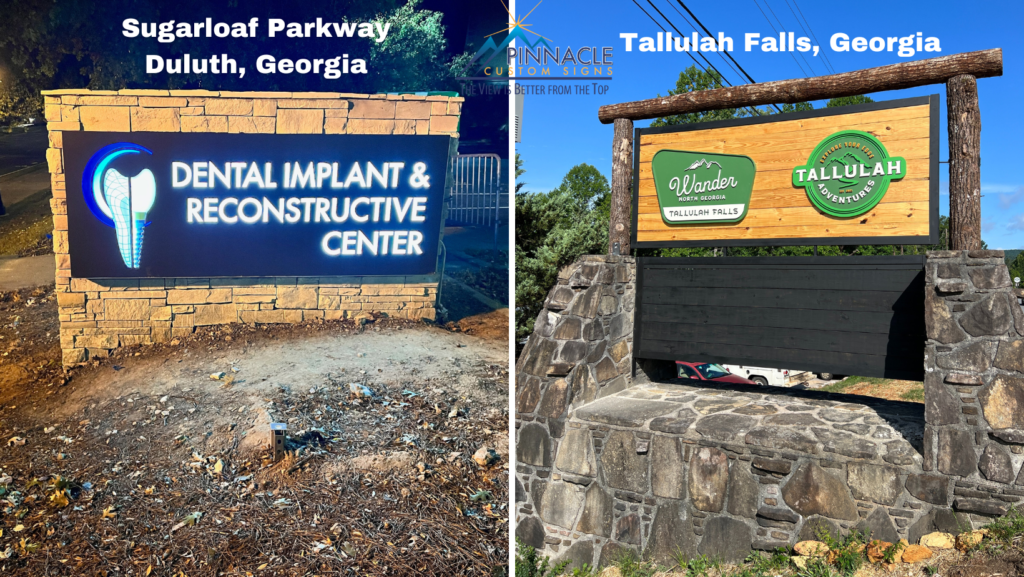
[985,505,1024,546]
[515,539,569,577]
[0,188,53,256]
[900,388,925,402]
[818,376,889,394]
[615,548,659,577]
[817,376,925,404]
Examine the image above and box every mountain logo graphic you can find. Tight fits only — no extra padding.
[468,1,552,74]
[651,149,757,225]
[82,143,156,269]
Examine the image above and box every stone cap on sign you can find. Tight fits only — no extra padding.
[40,88,465,102]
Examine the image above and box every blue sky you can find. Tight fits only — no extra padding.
[514,0,1024,249]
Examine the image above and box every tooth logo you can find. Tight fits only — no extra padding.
[82,143,156,269]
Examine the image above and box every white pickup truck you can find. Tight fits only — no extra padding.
[721,364,813,387]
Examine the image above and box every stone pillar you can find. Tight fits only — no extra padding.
[515,255,635,565]
[923,249,1024,518]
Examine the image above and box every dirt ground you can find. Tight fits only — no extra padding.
[0,286,510,576]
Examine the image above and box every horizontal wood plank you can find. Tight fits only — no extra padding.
[641,321,923,357]
[641,284,921,312]
[642,265,923,291]
[639,105,928,145]
[637,139,930,181]
[637,178,929,211]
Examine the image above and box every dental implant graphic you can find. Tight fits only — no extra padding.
[82,143,155,270]
[103,168,156,268]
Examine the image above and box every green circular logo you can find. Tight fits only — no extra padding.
[792,130,906,218]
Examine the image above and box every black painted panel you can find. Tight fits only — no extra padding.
[634,256,925,380]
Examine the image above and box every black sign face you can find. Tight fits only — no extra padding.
[64,132,452,278]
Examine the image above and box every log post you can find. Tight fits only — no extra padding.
[609,118,633,255]
[947,74,982,250]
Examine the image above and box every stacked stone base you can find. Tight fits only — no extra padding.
[517,382,980,570]
[58,278,437,366]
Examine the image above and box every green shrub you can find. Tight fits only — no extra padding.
[515,539,568,577]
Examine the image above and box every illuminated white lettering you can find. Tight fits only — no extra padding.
[378,230,394,254]
[350,197,369,222]
[341,230,357,255]
[238,197,261,223]
[242,163,265,188]
[285,198,301,223]
[173,162,192,187]
[408,230,423,255]
[210,163,231,188]
[231,162,247,188]
[366,163,387,188]
[345,163,367,188]
[370,197,385,222]
[411,197,427,222]
[219,197,239,223]
[322,231,342,256]
[264,163,278,188]
[316,162,332,188]
[389,162,405,187]
[357,231,377,255]
[187,197,202,221]
[263,197,285,223]
[392,197,413,222]
[291,162,315,188]
[315,198,330,222]
[330,197,350,222]
[330,162,344,188]
[392,230,408,255]
[203,197,218,222]
[193,162,209,188]
[300,197,315,222]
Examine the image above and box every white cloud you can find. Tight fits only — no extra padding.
[983,183,1021,194]
[998,186,1024,209]
[1007,213,1024,232]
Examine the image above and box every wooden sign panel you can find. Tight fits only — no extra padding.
[632,96,939,248]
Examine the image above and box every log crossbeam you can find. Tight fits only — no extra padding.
[598,49,1001,124]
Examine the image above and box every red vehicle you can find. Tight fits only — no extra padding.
[674,361,757,385]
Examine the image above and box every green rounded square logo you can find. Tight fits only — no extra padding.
[652,150,756,225]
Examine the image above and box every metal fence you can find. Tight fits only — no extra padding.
[447,153,506,228]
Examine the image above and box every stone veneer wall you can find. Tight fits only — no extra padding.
[514,250,1024,572]
[43,89,462,366]
[515,255,636,436]
[922,250,1024,487]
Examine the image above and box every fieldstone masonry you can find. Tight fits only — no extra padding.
[43,89,462,366]
[516,250,1024,572]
